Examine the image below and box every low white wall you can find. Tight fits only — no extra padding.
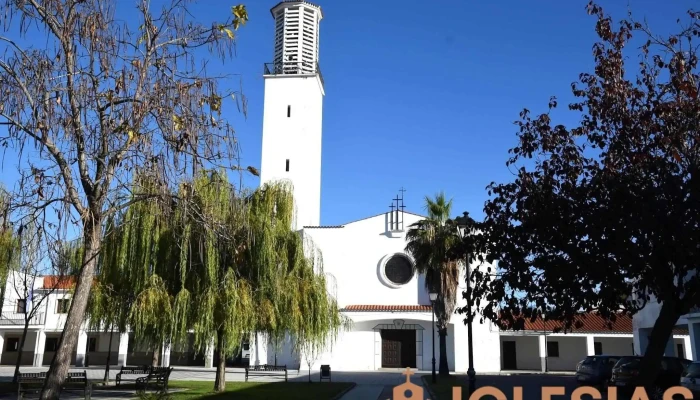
[281,317,460,372]
[545,336,587,371]
[1,330,38,366]
[596,337,634,356]
[500,335,540,371]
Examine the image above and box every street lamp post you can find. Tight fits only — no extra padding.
[466,262,476,394]
[455,214,476,394]
[429,291,438,384]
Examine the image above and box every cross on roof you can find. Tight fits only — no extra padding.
[401,367,414,380]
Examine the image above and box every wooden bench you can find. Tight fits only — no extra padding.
[116,365,151,386]
[245,364,288,382]
[135,366,173,393]
[17,371,91,399]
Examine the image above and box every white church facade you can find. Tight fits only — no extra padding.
[250,0,644,373]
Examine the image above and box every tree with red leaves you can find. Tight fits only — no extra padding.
[471,2,700,393]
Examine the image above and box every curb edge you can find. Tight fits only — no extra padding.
[330,381,357,400]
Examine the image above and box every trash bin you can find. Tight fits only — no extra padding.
[320,365,331,382]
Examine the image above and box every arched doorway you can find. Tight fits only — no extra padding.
[373,320,424,369]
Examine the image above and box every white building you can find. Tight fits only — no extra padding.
[633,299,696,361]
[0,272,129,368]
[0,271,219,369]
[253,0,641,373]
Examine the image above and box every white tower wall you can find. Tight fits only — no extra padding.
[260,1,325,229]
[259,75,323,229]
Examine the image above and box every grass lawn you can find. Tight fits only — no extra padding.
[166,381,355,400]
[0,380,354,399]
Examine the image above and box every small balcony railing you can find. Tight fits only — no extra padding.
[0,312,46,326]
[263,61,324,86]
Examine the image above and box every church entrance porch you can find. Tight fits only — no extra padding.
[373,320,424,370]
[381,329,416,368]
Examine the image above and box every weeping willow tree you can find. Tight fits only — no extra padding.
[244,182,349,380]
[0,187,18,314]
[93,170,346,392]
[88,173,176,376]
[170,171,347,392]
[166,170,255,392]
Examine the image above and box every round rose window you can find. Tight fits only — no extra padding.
[384,255,413,285]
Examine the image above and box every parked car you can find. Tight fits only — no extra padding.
[610,356,692,398]
[680,361,700,397]
[575,355,621,386]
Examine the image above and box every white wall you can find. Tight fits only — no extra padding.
[304,213,441,308]
[298,316,440,372]
[596,337,634,356]
[500,334,636,371]
[1,330,38,365]
[500,336,540,371]
[259,74,324,229]
[544,336,587,371]
[300,212,501,373]
[454,315,501,373]
[43,292,71,331]
[2,271,45,319]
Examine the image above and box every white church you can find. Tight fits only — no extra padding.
[251,0,501,373]
[0,0,657,375]
[246,0,650,374]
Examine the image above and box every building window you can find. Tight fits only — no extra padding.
[594,342,603,355]
[547,341,559,358]
[88,337,97,352]
[384,255,413,285]
[285,159,290,172]
[16,299,26,314]
[287,105,291,117]
[56,299,70,314]
[45,338,59,352]
[6,338,19,352]
[378,253,415,288]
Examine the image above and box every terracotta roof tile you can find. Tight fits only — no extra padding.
[43,276,76,290]
[501,312,690,335]
[341,305,432,312]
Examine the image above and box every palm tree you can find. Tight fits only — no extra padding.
[405,192,461,376]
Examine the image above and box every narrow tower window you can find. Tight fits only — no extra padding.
[287,105,291,117]
[285,159,290,172]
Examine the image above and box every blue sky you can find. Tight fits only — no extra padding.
[1,0,696,227]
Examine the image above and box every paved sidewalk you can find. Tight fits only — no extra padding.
[339,384,384,400]
[0,366,431,400]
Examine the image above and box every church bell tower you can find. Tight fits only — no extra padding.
[259,1,324,229]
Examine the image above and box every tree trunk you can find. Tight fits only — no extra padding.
[438,327,450,376]
[308,363,312,383]
[637,298,682,393]
[40,216,102,400]
[103,326,115,384]
[152,343,161,367]
[13,319,30,383]
[214,329,226,392]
